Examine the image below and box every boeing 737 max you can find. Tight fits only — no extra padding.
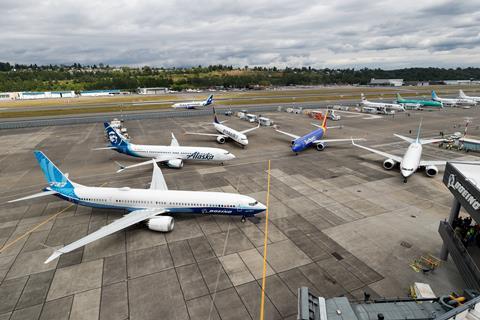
[459,90,480,103]
[361,93,405,112]
[8,151,266,263]
[172,95,213,109]
[352,121,445,183]
[432,91,476,107]
[97,122,235,171]
[185,108,259,147]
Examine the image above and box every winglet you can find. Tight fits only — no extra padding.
[45,250,62,264]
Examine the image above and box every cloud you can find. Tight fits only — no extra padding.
[0,0,479,69]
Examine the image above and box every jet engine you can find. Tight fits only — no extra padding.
[147,216,174,232]
[425,165,438,177]
[383,159,396,170]
[167,159,183,168]
[291,140,295,146]
[315,142,325,151]
[216,136,226,144]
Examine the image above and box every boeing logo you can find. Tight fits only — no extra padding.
[187,152,215,160]
[447,174,480,210]
[201,209,233,214]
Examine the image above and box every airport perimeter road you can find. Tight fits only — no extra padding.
[0,108,477,319]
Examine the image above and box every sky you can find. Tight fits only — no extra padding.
[1,0,479,69]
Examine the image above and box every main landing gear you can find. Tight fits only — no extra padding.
[241,216,246,223]
[403,177,408,183]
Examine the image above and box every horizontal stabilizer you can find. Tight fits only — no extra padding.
[275,129,300,140]
[240,124,260,135]
[8,190,58,203]
[419,138,444,145]
[394,134,415,143]
[92,146,118,150]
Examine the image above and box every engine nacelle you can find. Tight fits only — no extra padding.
[147,216,174,232]
[167,159,183,168]
[216,136,226,144]
[315,142,325,151]
[383,159,396,170]
[425,165,438,177]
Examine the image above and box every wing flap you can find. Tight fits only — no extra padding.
[45,208,165,263]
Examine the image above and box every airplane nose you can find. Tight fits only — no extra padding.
[258,202,267,211]
[229,153,236,160]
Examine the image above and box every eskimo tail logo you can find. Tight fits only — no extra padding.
[109,132,118,144]
[187,152,214,160]
[448,173,480,210]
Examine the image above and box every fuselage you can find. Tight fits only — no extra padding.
[433,96,475,106]
[362,100,404,111]
[172,101,205,109]
[397,99,443,108]
[57,185,266,217]
[114,143,234,161]
[399,143,422,178]
[292,127,325,152]
[214,122,248,145]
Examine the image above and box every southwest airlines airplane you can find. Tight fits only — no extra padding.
[9,151,266,263]
[172,94,213,109]
[275,114,364,154]
[352,121,446,183]
[97,122,235,171]
[186,108,259,147]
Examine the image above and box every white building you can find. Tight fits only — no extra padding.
[17,91,76,100]
[369,78,404,87]
[80,89,120,97]
[137,87,169,95]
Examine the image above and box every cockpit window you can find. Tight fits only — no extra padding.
[249,201,258,206]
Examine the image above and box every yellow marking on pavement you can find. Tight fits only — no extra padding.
[0,204,74,254]
[260,160,271,320]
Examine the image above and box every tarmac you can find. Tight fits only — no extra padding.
[0,107,479,320]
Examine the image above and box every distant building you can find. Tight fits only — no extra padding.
[404,81,430,86]
[443,80,478,85]
[369,78,404,87]
[17,91,76,100]
[137,87,169,95]
[80,89,121,97]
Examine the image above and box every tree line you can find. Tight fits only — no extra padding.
[0,62,479,92]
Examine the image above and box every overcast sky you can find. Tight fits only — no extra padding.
[2,0,479,69]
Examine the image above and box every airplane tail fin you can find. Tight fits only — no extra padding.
[205,95,214,106]
[104,122,129,147]
[396,93,403,101]
[34,151,74,191]
[459,90,467,98]
[321,111,328,128]
[213,107,220,124]
[361,93,366,101]
[431,90,438,100]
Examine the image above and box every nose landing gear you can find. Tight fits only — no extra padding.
[241,216,246,223]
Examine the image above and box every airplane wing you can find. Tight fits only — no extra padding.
[170,133,180,147]
[314,138,365,144]
[92,146,117,150]
[240,124,260,135]
[352,140,403,162]
[150,162,168,190]
[275,129,300,140]
[45,208,166,263]
[116,156,179,173]
[184,132,226,138]
[419,160,447,166]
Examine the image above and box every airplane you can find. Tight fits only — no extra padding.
[459,90,480,103]
[275,113,364,154]
[431,90,476,107]
[361,93,405,113]
[172,94,213,109]
[96,122,235,172]
[395,93,443,109]
[8,151,266,263]
[352,120,446,183]
[185,107,259,148]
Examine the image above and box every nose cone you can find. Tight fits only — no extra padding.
[228,153,236,160]
[242,139,249,146]
[401,169,413,178]
[291,144,302,153]
[257,202,267,212]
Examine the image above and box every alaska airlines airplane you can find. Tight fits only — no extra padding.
[186,108,259,147]
[395,93,443,109]
[361,93,405,112]
[172,95,213,109]
[431,91,476,107]
[352,121,446,183]
[459,90,480,103]
[275,114,364,154]
[97,122,235,171]
[9,151,266,263]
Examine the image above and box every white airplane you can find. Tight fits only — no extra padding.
[361,93,405,112]
[352,121,446,183]
[96,122,235,172]
[459,90,480,103]
[172,94,213,109]
[185,108,259,148]
[432,91,476,107]
[8,151,266,263]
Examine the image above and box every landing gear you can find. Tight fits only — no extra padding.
[403,177,408,183]
[241,216,246,223]
[295,152,298,156]
[241,145,245,149]
[220,162,224,166]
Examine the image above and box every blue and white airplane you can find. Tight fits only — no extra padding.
[172,94,213,109]
[8,151,266,263]
[275,115,364,154]
[96,122,235,171]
